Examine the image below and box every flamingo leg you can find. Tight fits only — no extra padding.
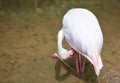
[75,53,80,74]
[52,49,86,74]
[79,54,82,72]
[80,57,86,73]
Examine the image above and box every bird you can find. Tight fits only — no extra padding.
[52,8,103,76]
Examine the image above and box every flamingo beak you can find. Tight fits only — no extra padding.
[52,53,60,59]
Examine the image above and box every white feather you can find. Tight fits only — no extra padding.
[57,8,103,76]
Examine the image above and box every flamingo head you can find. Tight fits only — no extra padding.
[58,48,74,59]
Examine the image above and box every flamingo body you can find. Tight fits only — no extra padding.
[57,8,103,76]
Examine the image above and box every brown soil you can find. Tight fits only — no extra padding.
[0,0,120,83]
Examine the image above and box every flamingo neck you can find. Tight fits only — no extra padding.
[58,41,63,50]
[57,29,64,54]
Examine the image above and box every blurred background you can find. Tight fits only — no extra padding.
[0,0,120,83]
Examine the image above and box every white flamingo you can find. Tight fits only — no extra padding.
[52,8,103,76]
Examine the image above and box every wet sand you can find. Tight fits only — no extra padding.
[0,0,120,83]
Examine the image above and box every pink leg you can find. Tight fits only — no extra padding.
[52,49,86,75]
[75,53,80,74]
[80,58,86,73]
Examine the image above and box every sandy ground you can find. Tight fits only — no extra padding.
[0,1,120,83]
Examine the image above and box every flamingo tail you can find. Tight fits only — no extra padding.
[90,54,103,76]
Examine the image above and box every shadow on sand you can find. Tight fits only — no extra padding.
[54,57,98,83]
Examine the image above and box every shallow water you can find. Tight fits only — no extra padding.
[0,0,120,83]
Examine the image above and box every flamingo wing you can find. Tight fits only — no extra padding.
[62,8,103,76]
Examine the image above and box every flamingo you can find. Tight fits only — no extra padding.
[52,8,103,76]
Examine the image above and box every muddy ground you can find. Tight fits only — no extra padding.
[0,0,120,83]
